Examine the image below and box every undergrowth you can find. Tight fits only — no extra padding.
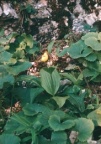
[0,30,101,143]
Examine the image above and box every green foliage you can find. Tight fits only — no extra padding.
[61,32,101,82]
[1,31,101,143]
[0,134,20,144]
[40,67,60,96]
[74,118,94,142]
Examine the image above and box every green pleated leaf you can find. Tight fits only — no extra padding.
[6,61,32,75]
[0,46,5,52]
[85,37,101,51]
[0,134,20,144]
[67,40,92,59]
[13,50,25,59]
[0,38,8,45]
[74,118,94,142]
[4,119,26,134]
[40,67,60,96]
[49,115,75,131]
[83,69,98,79]
[51,131,67,144]
[85,53,97,61]
[81,32,98,40]
[0,51,12,63]
[52,96,69,108]
[23,104,39,116]
[87,106,101,126]
[39,136,54,144]
[68,93,85,112]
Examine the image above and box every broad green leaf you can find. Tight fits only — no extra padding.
[23,104,39,116]
[39,136,54,144]
[74,118,94,142]
[0,134,20,144]
[0,46,4,52]
[83,69,98,79]
[87,106,101,126]
[0,38,7,45]
[14,87,43,104]
[40,67,60,96]
[11,112,31,127]
[7,58,17,65]
[6,61,31,75]
[85,53,97,61]
[49,115,75,131]
[13,50,25,59]
[85,37,101,51]
[22,103,52,114]
[0,74,14,89]
[52,96,69,108]
[0,51,12,63]
[4,119,26,134]
[30,87,44,103]
[68,92,85,112]
[26,46,40,54]
[67,40,92,59]
[81,32,98,40]
[47,40,55,53]
[51,131,67,144]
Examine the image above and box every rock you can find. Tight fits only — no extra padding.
[2,2,18,18]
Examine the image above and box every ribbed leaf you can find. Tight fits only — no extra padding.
[0,134,20,144]
[51,131,67,144]
[67,40,92,59]
[85,37,101,51]
[85,53,97,61]
[49,115,75,131]
[81,32,98,40]
[6,61,32,75]
[74,118,94,142]
[40,67,60,95]
[0,51,12,63]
